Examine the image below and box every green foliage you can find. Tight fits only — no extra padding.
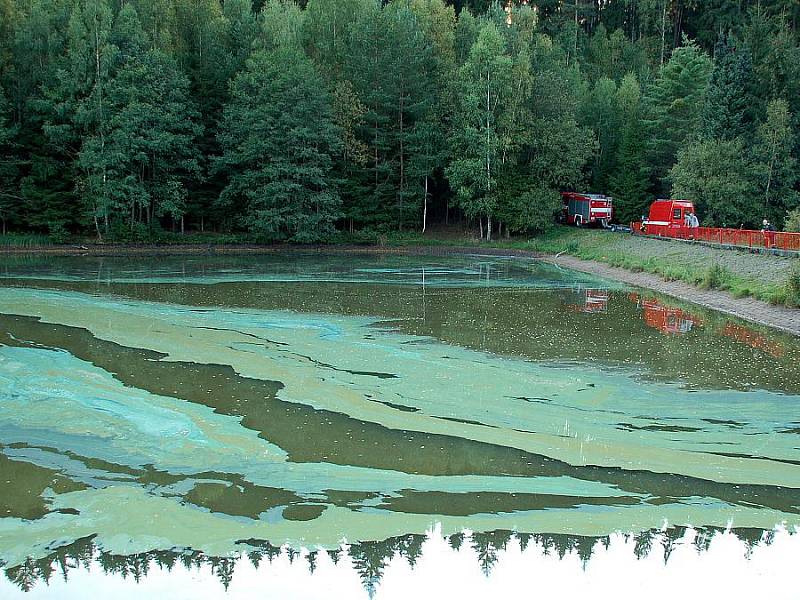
[752,99,798,226]
[702,263,726,290]
[786,261,800,307]
[447,22,513,238]
[80,43,202,232]
[643,39,713,193]
[448,18,593,239]
[580,76,619,189]
[0,82,19,233]
[785,207,800,232]
[609,74,649,224]
[701,34,754,140]
[0,233,52,248]
[216,48,341,243]
[46,220,70,243]
[258,0,306,52]
[670,138,760,228]
[1,1,800,241]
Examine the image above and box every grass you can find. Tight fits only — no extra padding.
[0,233,53,248]
[526,229,798,305]
[785,261,800,307]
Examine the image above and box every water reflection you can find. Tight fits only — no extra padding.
[1,312,798,523]
[2,254,796,394]
[1,252,799,598]
[0,252,617,289]
[722,322,785,358]
[2,527,796,598]
[564,287,609,314]
[629,293,703,335]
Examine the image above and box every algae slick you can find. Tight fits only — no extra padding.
[0,253,798,591]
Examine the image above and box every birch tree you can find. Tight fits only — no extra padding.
[447,22,513,240]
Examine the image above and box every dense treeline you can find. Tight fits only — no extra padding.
[1,0,800,242]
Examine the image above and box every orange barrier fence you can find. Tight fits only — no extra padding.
[631,223,800,252]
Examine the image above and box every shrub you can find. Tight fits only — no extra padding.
[785,207,800,232]
[786,260,800,307]
[702,263,725,289]
[732,287,751,299]
[47,222,70,244]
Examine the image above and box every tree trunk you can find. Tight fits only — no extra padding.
[422,176,428,234]
[672,1,684,49]
[398,81,405,232]
[765,136,778,213]
[486,67,491,202]
[660,1,667,68]
[574,0,579,64]
[95,20,107,235]
[765,159,774,212]
[94,214,103,242]
[487,213,492,242]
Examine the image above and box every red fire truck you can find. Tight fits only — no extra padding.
[560,192,613,227]
[641,199,696,235]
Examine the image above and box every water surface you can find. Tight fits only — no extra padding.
[1,252,798,596]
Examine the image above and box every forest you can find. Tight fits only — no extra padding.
[0,0,799,242]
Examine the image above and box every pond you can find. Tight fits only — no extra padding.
[0,252,798,598]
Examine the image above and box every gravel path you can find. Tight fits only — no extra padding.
[572,232,796,285]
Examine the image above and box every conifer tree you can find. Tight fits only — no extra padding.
[0,83,18,233]
[643,38,713,193]
[701,34,754,140]
[215,48,342,242]
[609,74,650,223]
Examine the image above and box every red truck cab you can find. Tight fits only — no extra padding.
[561,192,613,227]
[642,199,695,235]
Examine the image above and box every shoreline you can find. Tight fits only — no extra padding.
[2,242,799,336]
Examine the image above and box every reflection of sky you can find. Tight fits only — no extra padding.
[1,527,797,600]
[2,254,799,595]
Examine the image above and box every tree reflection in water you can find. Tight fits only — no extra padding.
[3,526,793,595]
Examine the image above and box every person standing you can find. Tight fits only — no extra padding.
[762,219,776,248]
